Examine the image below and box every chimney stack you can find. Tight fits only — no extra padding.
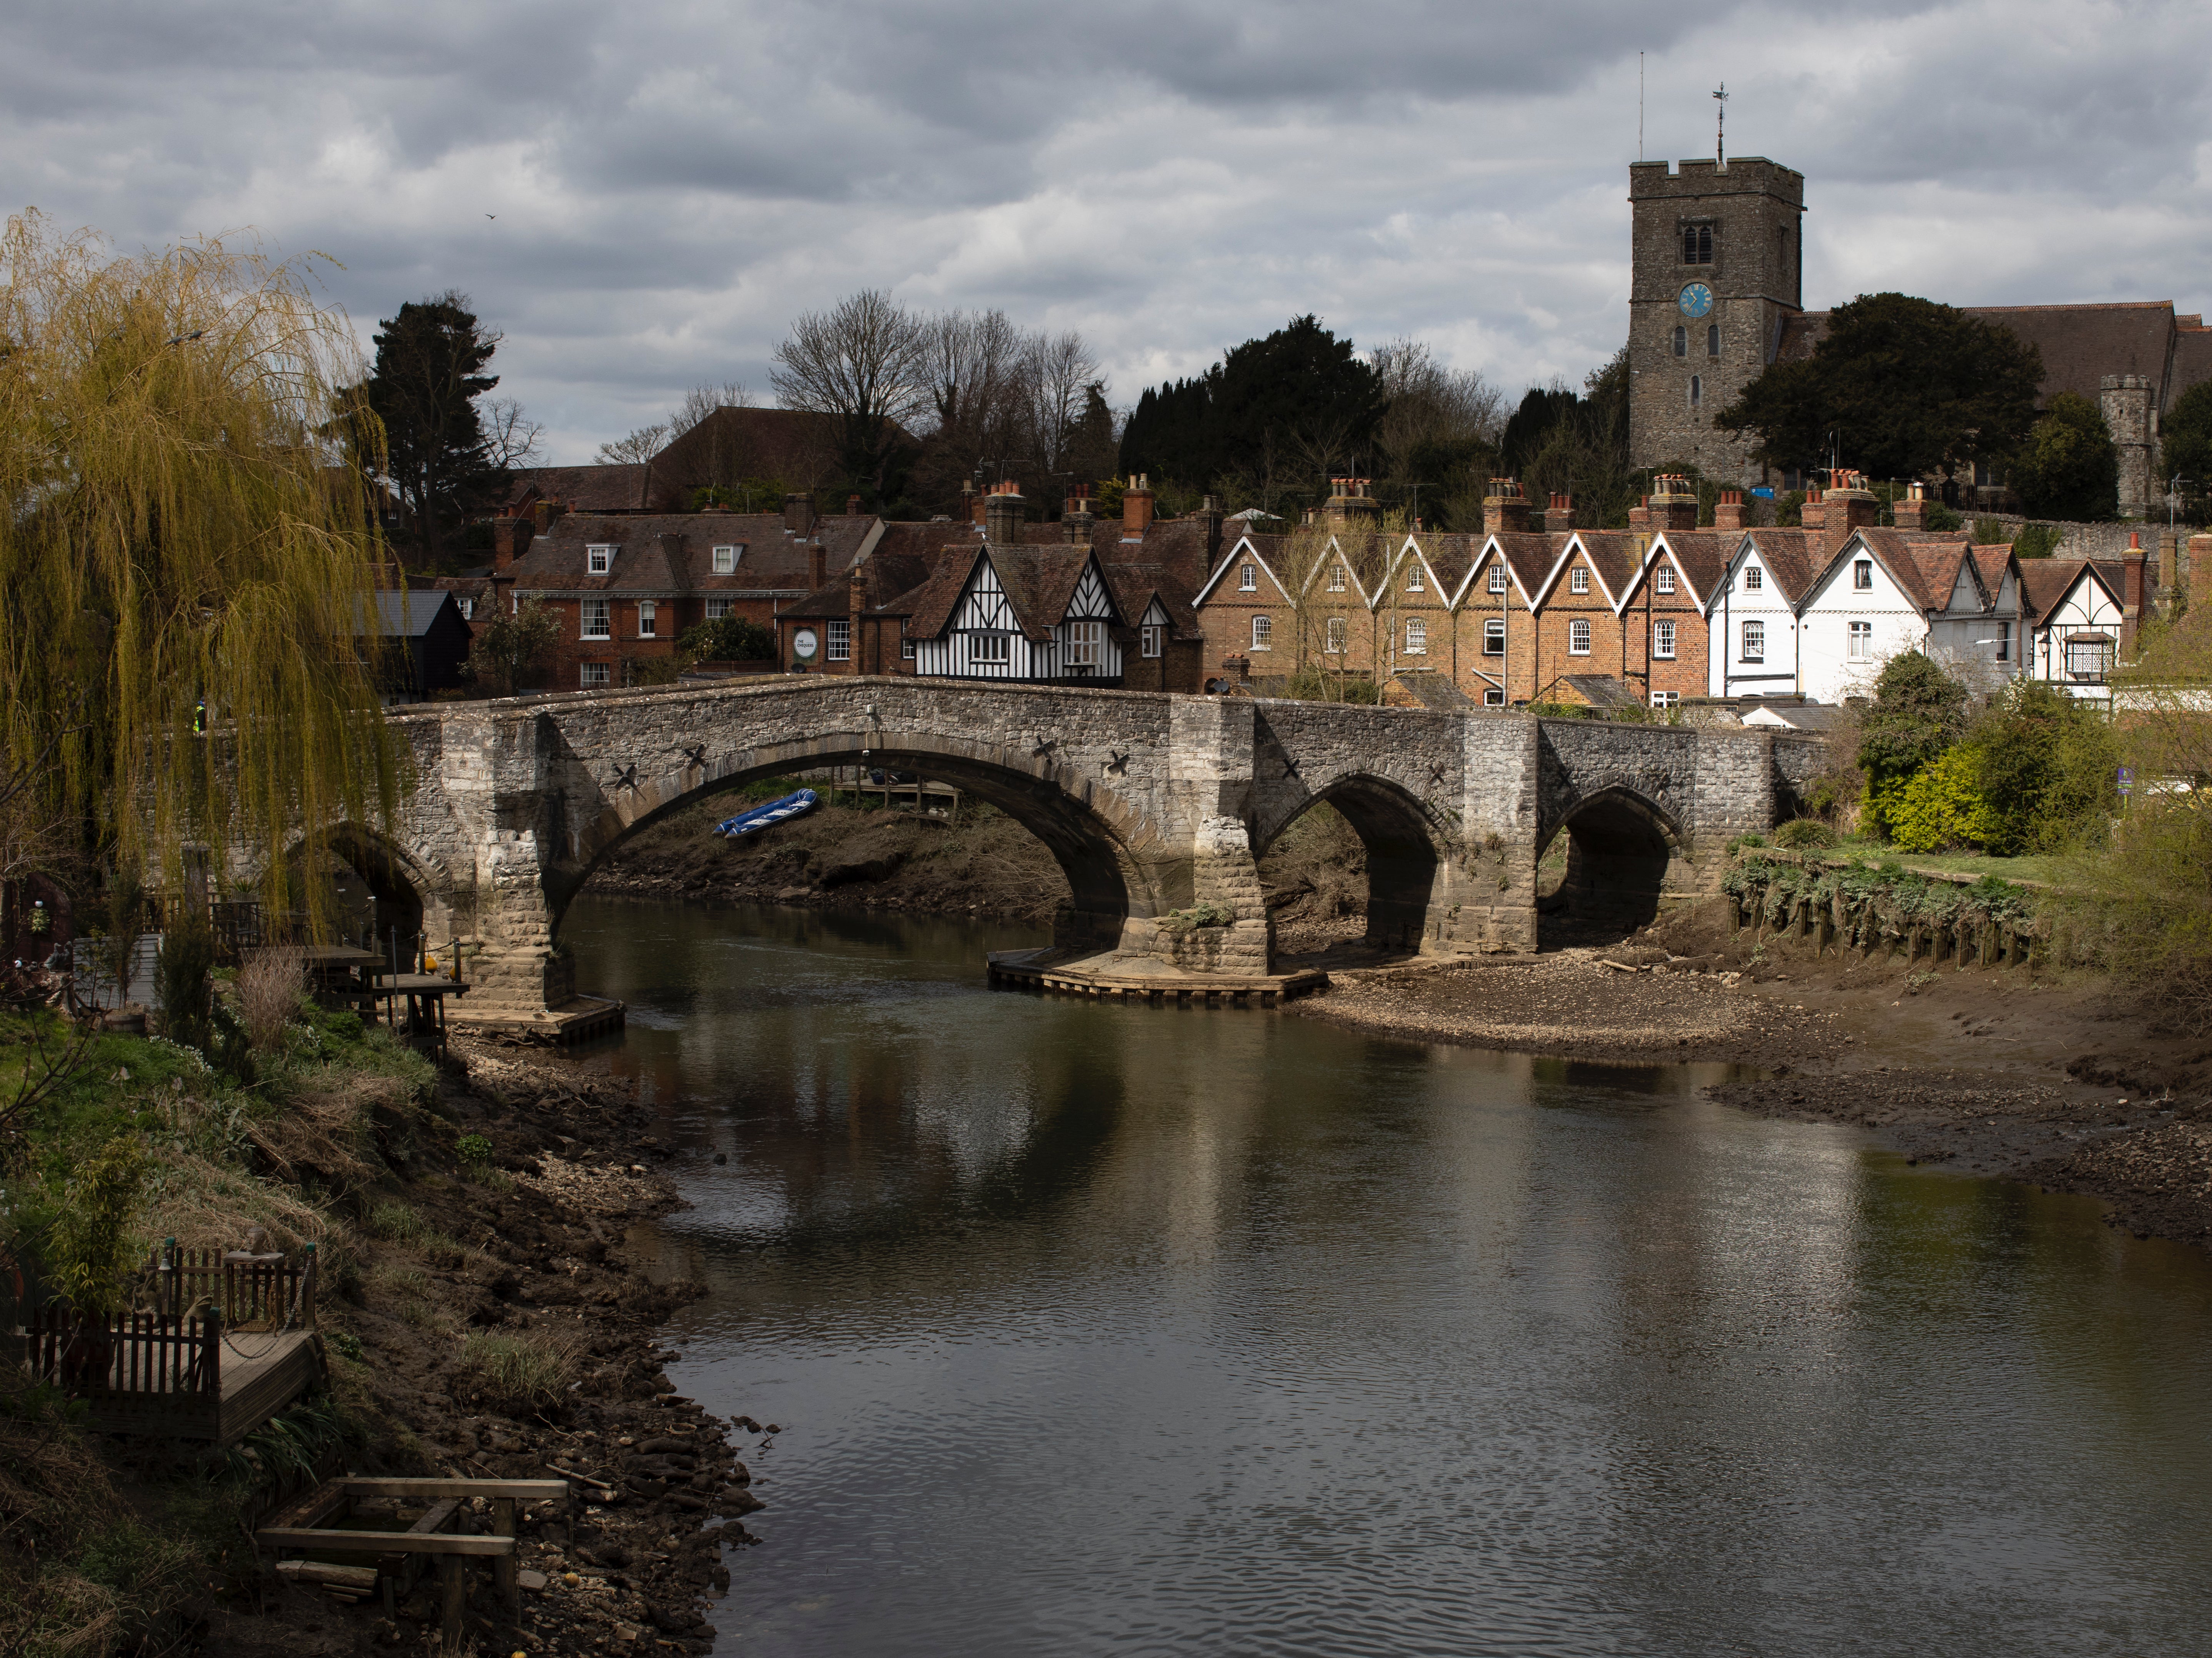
[2122,532,2147,658]
[1542,493,1577,534]
[1123,473,1155,538]
[1892,480,1930,533]
[492,515,534,572]
[532,498,566,535]
[1712,489,1747,532]
[2191,532,2212,614]
[808,540,827,592]
[1483,477,1531,538]
[985,480,1025,547]
[783,492,816,538]
[1799,487,1825,534]
[1325,477,1380,529]
[1628,497,1650,529]
[847,493,862,517]
[1649,473,1699,533]
[1065,484,1096,545]
[1201,492,1225,564]
[964,480,983,526]
[1821,471,1880,560]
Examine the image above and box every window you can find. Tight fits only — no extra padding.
[1848,621,1872,661]
[1484,618,1505,656]
[902,636,916,660]
[1407,564,1424,593]
[1741,619,1765,662]
[1653,618,1676,659]
[1689,375,1702,407]
[1251,615,1272,650]
[2065,637,2113,682]
[1489,565,1509,593]
[1065,619,1104,667]
[712,544,737,574]
[1325,617,1347,655]
[1484,688,1506,707]
[580,663,610,688]
[827,618,851,661]
[511,593,518,614]
[582,598,610,639]
[1854,559,1874,591]
[1652,691,1680,709]
[458,597,474,620]
[637,600,657,638]
[1329,565,1346,592]
[1974,461,2003,488]
[1405,618,1427,654]
[1239,563,1257,592]
[1742,567,1762,592]
[1141,623,1164,658]
[705,597,733,620]
[1570,567,1589,594]
[1656,566,1675,594]
[1996,621,2010,662]
[587,545,613,575]
[1673,325,1687,358]
[1569,618,1591,655]
[1707,324,1720,358]
[1682,223,1713,264]
[970,632,1010,665]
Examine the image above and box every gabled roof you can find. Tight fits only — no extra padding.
[511,512,875,593]
[1389,532,1477,605]
[2017,557,2121,624]
[1104,562,1201,637]
[1470,533,1557,610]
[1968,544,2019,605]
[1723,528,1824,607]
[903,543,1122,641]
[505,463,664,514]
[1191,534,1293,605]
[1544,531,1638,607]
[368,591,467,638]
[1640,530,1735,606]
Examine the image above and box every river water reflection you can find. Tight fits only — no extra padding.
[564,894,2212,1657]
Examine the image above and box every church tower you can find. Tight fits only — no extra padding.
[1627,156,1805,486]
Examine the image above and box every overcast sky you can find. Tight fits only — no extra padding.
[7,0,2209,463]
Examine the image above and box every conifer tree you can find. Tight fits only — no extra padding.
[361,291,504,563]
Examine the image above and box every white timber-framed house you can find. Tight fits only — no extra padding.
[2020,558,2127,702]
[907,543,1132,685]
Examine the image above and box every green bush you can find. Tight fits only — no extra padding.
[155,913,215,1052]
[1967,678,2108,854]
[678,615,776,662]
[1773,818,1837,850]
[1888,747,1997,852]
[1924,502,1964,532]
[2012,392,2119,522]
[455,1133,492,1172]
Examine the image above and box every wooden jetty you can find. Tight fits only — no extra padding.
[986,948,1327,1008]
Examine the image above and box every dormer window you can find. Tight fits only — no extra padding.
[1329,565,1346,592]
[712,544,737,574]
[1489,565,1509,594]
[1407,565,1424,593]
[1656,566,1675,595]
[1239,563,1256,592]
[1682,223,1713,264]
[587,545,613,575]
[1570,567,1589,595]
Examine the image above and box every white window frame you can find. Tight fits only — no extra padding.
[902,635,916,660]
[580,662,610,688]
[1570,567,1589,594]
[2064,638,2112,682]
[705,597,733,621]
[1251,615,1272,651]
[581,597,610,640]
[458,597,474,620]
[712,544,738,574]
[637,599,657,638]
[1742,619,1765,662]
[1141,623,1163,658]
[827,618,851,662]
[1404,618,1427,655]
[1325,617,1347,655]
[1848,620,1872,661]
[1996,621,2010,663]
[1239,563,1257,592]
[1742,566,1762,592]
[1065,619,1104,668]
[1854,559,1874,591]
[1653,618,1676,659]
[1329,566,1347,592]
[587,545,613,575]
[1489,565,1509,594]
[1651,690,1680,709]
[1484,618,1505,656]
[1569,617,1591,656]
[1656,566,1675,595]
[970,632,1010,665]
[1484,688,1506,707]
[1407,564,1425,593]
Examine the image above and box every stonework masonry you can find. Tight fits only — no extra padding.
[325,679,1825,1018]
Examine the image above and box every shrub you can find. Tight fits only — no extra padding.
[678,615,776,662]
[235,946,304,1053]
[47,1135,149,1317]
[1773,818,1836,850]
[457,1329,580,1417]
[455,1133,492,1174]
[2012,392,2119,522]
[154,912,216,1051]
[1888,747,1996,852]
[1924,502,1964,532]
[1967,679,2105,855]
[364,1200,423,1241]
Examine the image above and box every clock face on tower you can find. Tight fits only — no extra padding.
[1678,282,1714,320]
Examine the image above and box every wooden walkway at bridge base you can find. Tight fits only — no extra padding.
[448,993,627,1045]
[987,948,1327,1008]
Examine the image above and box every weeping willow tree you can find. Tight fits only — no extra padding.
[0,209,401,927]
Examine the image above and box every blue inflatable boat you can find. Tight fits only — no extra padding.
[714,788,819,838]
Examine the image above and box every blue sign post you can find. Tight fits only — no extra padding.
[2118,765,2135,805]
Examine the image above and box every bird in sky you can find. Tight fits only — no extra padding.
[485,213,496,220]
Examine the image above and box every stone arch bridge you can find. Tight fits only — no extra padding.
[351,679,1823,1018]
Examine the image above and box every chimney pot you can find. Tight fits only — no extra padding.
[1820,478,1879,560]
[1484,477,1531,538]
[986,483,1026,547]
[1542,492,1577,534]
[847,493,862,516]
[1712,489,1746,533]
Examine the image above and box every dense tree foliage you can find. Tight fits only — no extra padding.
[464,597,562,696]
[359,292,505,564]
[1857,652,1969,837]
[2010,392,2119,522]
[1967,679,2112,855]
[1714,293,2042,483]
[0,210,397,916]
[677,615,776,662]
[2158,378,2212,518]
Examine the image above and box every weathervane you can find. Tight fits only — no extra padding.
[1714,82,1729,168]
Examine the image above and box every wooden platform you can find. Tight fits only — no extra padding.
[448,993,626,1044]
[25,1328,329,1445]
[987,948,1327,1008]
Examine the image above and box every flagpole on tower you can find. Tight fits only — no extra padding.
[1714,81,1729,170]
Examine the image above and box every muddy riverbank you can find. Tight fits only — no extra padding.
[196,1039,760,1658]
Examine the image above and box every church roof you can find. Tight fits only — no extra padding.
[1775,301,2195,407]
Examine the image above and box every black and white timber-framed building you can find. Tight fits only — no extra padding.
[906,545,1133,686]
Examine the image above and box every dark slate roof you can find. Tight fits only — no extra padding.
[510,512,874,594]
[1776,301,2192,406]
[1105,562,1202,637]
[1559,675,1642,709]
[504,463,662,513]
[2174,327,2212,405]
[369,591,466,638]
[648,407,914,495]
[781,536,972,620]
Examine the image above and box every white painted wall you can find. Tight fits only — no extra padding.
[2028,568,2124,700]
[1705,540,1805,698]
[1796,546,1928,704]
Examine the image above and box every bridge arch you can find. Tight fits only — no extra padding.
[552,731,1170,956]
[1537,784,1690,934]
[1254,772,1453,953]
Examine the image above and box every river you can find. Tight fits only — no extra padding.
[563,893,2212,1657]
